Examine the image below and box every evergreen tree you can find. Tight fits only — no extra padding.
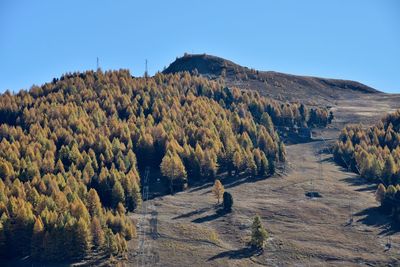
[233,151,243,176]
[104,228,118,256]
[87,188,102,217]
[260,113,274,130]
[260,152,269,176]
[0,158,13,180]
[375,183,386,205]
[250,215,268,249]
[244,151,257,176]
[112,181,125,208]
[91,217,105,248]
[126,181,142,212]
[200,150,218,179]
[160,152,187,193]
[382,155,397,185]
[5,199,35,257]
[278,142,286,162]
[223,191,233,212]
[83,161,95,185]
[31,217,44,260]
[268,158,275,175]
[72,218,92,259]
[117,202,126,214]
[370,156,383,180]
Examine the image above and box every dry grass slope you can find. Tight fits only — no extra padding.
[129,94,400,266]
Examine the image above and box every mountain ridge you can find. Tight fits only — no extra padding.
[163,54,380,104]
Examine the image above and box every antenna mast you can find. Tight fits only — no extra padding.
[96,57,100,71]
[145,59,148,78]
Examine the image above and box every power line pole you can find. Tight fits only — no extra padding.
[144,59,148,79]
[96,57,99,71]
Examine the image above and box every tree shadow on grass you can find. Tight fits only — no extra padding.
[185,169,275,197]
[187,181,213,193]
[319,157,334,163]
[355,206,400,235]
[197,174,270,195]
[340,176,375,188]
[208,246,261,261]
[172,206,212,220]
[191,208,229,223]
[223,174,270,190]
[339,174,378,193]
[354,184,377,192]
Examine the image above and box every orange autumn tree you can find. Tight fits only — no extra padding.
[212,179,225,204]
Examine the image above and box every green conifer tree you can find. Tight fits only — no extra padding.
[250,215,268,249]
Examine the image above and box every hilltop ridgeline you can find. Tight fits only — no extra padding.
[163,54,380,104]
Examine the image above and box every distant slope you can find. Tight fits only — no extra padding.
[163,54,381,105]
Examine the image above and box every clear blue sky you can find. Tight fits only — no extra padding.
[1,0,399,93]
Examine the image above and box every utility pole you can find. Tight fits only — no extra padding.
[96,57,99,71]
[145,59,148,79]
